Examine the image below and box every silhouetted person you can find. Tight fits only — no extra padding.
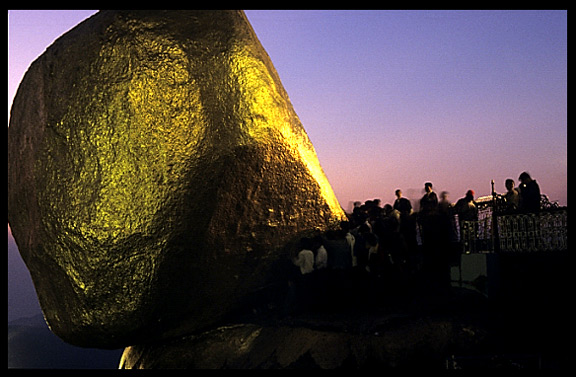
[352,223,372,272]
[454,190,478,283]
[419,182,439,247]
[418,182,447,292]
[350,223,372,302]
[351,201,368,229]
[340,221,356,266]
[419,182,438,217]
[293,237,315,275]
[454,190,478,224]
[438,191,460,271]
[313,235,328,271]
[393,189,412,216]
[503,178,520,212]
[364,232,380,276]
[312,235,328,307]
[324,229,353,305]
[289,237,315,313]
[376,204,406,287]
[438,191,452,216]
[438,191,458,243]
[518,172,541,213]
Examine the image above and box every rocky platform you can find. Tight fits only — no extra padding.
[120,284,569,369]
[119,288,493,369]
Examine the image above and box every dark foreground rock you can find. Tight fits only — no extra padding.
[121,320,477,369]
[120,288,493,369]
[8,10,345,349]
[119,284,570,369]
[121,320,484,369]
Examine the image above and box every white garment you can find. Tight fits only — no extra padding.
[368,245,379,257]
[315,245,328,269]
[345,232,356,267]
[293,249,315,275]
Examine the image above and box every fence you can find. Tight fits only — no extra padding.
[461,208,567,254]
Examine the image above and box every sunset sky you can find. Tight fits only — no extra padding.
[8,10,567,320]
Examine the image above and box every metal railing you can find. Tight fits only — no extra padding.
[496,210,567,253]
[460,198,567,254]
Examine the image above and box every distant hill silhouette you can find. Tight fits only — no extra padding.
[8,314,123,369]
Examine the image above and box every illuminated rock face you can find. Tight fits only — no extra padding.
[8,10,345,348]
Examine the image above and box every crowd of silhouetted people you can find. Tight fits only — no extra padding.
[288,172,542,313]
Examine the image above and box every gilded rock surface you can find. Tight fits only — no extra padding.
[7,10,345,348]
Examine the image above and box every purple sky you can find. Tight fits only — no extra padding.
[245,10,567,210]
[8,10,567,320]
